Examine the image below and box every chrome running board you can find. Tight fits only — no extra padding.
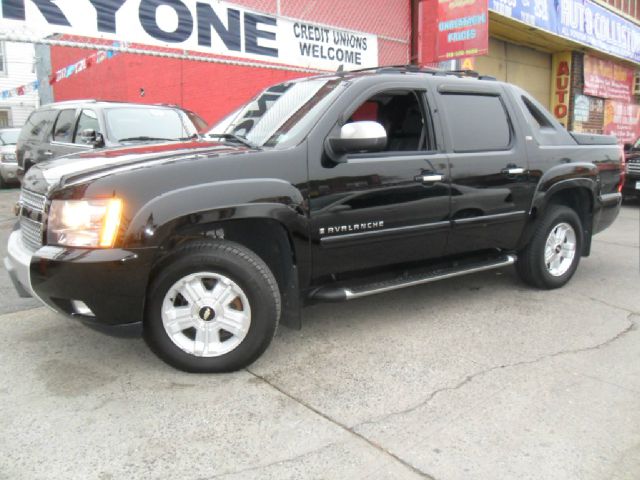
[310,254,517,302]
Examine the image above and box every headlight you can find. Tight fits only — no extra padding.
[1,152,17,163]
[47,198,123,248]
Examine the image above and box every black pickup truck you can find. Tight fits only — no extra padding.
[5,67,623,372]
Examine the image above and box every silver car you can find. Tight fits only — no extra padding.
[0,127,21,188]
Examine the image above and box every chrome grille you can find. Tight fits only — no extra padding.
[627,162,640,174]
[20,216,44,251]
[19,188,46,252]
[20,189,46,212]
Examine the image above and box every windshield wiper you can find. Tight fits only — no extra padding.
[118,136,177,142]
[207,133,260,149]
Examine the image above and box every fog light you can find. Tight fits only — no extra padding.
[71,300,94,317]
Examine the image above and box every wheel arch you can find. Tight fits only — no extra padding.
[148,213,304,329]
[520,178,597,256]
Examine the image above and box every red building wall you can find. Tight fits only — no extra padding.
[50,0,411,126]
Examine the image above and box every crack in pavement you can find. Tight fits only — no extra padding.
[575,293,640,316]
[205,442,340,479]
[245,368,436,480]
[353,313,637,431]
[244,301,637,480]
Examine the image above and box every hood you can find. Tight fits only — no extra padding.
[24,140,249,192]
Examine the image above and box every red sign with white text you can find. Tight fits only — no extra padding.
[419,0,489,64]
[604,100,640,144]
[584,55,635,102]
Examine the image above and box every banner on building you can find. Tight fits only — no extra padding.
[489,0,640,64]
[0,41,123,99]
[604,100,640,143]
[583,55,635,102]
[419,0,489,64]
[550,52,572,128]
[0,0,378,71]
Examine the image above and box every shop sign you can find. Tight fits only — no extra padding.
[604,100,640,143]
[583,55,635,102]
[551,52,572,128]
[0,0,378,71]
[573,94,590,122]
[489,0,640,64]
[419,0,489,63]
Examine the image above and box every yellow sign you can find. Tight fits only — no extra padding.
[550,52,572,128]
[460,57,475,71]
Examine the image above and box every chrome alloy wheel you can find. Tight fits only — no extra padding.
[161,272,251,357]
[544,222,577,277]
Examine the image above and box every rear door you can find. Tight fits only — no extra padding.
[49,108,87,160]
[434,82,531,255]
[308,83,451,277]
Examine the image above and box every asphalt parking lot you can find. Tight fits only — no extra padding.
[1,185,639,480]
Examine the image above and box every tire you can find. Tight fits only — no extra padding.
[0,175,6,189]
[144,240,281,373]
[516,205,583,289]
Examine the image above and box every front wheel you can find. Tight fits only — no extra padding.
[516,205,583,289]
[144,240,281,373]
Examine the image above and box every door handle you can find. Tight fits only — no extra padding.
[416,174,444,183]
[43,150,54,157]
[502,167,525,175]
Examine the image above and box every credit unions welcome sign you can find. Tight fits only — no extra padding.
[0,0,379,71]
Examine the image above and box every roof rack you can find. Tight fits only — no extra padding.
[342,65,496,80]
[50,99,98,105]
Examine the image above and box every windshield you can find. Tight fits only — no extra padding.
[209,78,345,148]
[0,129,20,145]
[105,107,197,143]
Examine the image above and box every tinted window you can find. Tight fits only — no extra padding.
[441,94,511,152]
[53,109,77,143]
[74,110,101,144]
[19,109,57,142]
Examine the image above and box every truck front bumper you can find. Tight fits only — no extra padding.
[4,228,35,298]
[5,229,157,335]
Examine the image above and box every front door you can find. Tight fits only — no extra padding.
[434,85,531,255]
[308,87,451,278]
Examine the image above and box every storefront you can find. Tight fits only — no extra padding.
[477,0,640,143]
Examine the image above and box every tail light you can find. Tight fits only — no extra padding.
[618,144,626,193]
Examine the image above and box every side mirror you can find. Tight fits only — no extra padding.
[624,143,633,152]
[80,129,105,148]
[327,121,387,162]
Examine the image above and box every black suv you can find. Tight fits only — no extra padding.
[16,100,208,175]
[5,67,623,373]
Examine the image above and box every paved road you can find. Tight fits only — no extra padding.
[0,190,639,479]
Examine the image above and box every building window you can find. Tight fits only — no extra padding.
[0,111,10,128]
[0,42,5,75]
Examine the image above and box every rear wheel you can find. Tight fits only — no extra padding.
[516,205,583,289]
[144,240,281,373]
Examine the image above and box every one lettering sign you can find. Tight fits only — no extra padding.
[0,0,379,70]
